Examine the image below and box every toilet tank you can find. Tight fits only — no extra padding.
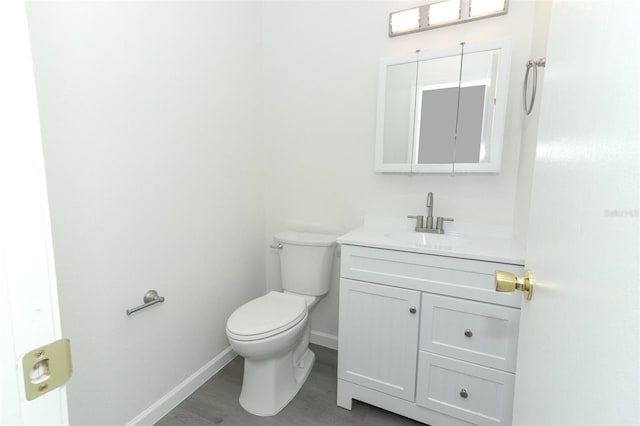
[275,231,338,296]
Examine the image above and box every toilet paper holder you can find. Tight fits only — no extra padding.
[126,290,165,316]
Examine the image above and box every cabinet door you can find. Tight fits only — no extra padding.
[338,279,420,401]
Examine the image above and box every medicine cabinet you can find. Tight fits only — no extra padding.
[374,40,511,173]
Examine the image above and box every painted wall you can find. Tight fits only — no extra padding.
[26,2,265,425]
[26,0,540,422]
[512,0,552,243]
[262,1,537,342]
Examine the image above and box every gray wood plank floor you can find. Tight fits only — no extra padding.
[155,344,423,426]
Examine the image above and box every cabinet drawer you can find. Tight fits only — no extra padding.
[341,245,523,307]
[416,352,515,426]
[420,293,520,372]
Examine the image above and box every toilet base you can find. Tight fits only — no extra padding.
[239,348,315,416]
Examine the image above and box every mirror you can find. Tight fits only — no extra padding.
[375,40,511,173]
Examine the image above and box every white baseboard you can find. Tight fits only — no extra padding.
[310,330,338,350]
[125,346,237,426]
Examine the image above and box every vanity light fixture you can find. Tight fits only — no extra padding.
[388,0,508,37]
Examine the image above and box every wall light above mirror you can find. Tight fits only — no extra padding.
[389,0,508,36]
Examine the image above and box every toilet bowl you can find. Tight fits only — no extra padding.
[225,231,338,416]
[226,291,314,416]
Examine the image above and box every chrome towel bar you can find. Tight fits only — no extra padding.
[126,290,165,316]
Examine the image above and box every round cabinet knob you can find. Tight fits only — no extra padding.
[409,307,417,314]
[464,329,473,338]
[459,388,469,399]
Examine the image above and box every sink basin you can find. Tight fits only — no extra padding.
[384,231,469,250]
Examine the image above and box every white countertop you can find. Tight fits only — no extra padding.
[337,216,525,265]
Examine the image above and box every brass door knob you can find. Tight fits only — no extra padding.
[495,270,534,300]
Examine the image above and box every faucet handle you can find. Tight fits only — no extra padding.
[408,215,424,230]
[435,217,454,233]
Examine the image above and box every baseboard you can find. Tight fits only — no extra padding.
[125,346,237,426]
[310,330,338,350]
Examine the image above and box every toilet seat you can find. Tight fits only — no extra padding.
[226,291,307,341]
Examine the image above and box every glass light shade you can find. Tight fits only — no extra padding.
[428,0,460,26]
[390,8,421,34]
[469,0,506,17]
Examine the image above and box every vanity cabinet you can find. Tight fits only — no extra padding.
[337,244,524,426]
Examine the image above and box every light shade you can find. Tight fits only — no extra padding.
[390,7,421,34]
[470,0,506,17]
[428,0,460,26]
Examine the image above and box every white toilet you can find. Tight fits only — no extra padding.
[225,231,338,416]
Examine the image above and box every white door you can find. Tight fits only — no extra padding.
[512,1,639,425]
[0,1,69,424]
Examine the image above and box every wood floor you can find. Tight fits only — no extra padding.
[155,344,423,426]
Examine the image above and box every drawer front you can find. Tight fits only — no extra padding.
[341,245,523,308]
[420,293,520,372]
[416,352,515,426]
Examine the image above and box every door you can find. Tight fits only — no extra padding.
[338,279,421,401]
[512,1,639,425]
[0,1,70,424]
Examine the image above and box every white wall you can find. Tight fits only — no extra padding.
[512,0,552,243]
[26,0,540,422]
[26,2,265,425]
[262,1,537,341]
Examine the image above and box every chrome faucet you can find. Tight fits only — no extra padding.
[425,192,434,229]
[408,192,454,234]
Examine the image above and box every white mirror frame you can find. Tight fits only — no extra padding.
[375,39,512,173]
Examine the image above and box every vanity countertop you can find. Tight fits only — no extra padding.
[338,217,525,265]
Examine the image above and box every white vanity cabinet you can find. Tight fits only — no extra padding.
[337,244,524,426]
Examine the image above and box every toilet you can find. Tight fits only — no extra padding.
[225,231,338,416]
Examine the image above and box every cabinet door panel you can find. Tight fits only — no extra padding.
[338,279,420,401]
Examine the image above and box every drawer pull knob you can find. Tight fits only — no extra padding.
[409,307,417,314]
[459,388,469,398]
[464,329,473,338]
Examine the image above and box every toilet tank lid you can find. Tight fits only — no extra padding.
[275,231,339,247]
